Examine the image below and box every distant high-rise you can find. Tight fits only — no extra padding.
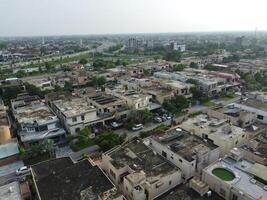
[42,37,45,45]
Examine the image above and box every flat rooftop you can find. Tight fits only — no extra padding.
[32,157,114,200]
[14,103,57,124]
[88,93,123,106]
[151,129,218,162]
[179,114,245,140]
[108,139,179,178]
[204,157,267,199]
[0,142,19,160]
[241,132,267,159]
[0,181,22,200]
[53,98,96,118]
[241,98,267,112]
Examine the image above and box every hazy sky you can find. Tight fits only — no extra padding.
[1,0,267,36]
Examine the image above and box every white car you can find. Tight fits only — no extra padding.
[16,166,30,176]
[132,124,144,131]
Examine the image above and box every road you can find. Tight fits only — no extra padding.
[115,119,172,140]
[0,171,31,186]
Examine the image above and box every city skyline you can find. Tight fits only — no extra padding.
[1,0,267,37]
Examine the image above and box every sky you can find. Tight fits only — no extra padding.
[1,0,267,37]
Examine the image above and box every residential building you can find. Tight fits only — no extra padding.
[86,92,127,116]
[231,99,267,124]
[100,138,182,200]
[202,150,267,200]
[0,99,11,144]
[179,114,248,156]
[106,86,154,110]
[11,94,66,146]
[0,181,23,200]
[149,128,220,181]
[31,157,122,200]
[47,93,98,135]
[23,77,54,91]
[240,132,267,166]
[0,141,20,167]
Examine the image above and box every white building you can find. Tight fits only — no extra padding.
[11,94,66,146]
[49,97,98,135]
[202,150,267,200]
[100,138,182,200]
[231,99,267,124]
[149,128,220,181]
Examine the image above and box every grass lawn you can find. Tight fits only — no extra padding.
[212,168,235,181]
[203,101,217,107]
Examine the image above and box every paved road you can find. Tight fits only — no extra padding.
[0,171,30,186]
[115,119,172,140]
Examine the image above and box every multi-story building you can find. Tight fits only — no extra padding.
[11,94,66,146]
[47,93,98,135]
[149,128,220,181]
[202,149,267,200]
[100,138,182,200]
[179,114,248,156]
[231,98,267,124]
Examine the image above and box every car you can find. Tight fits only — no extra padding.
[16,166,30,176]
[110,121,123,129]
[132,124,144,131]
[161,116,167,121]
[154,117,162,123]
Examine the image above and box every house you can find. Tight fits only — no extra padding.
[201,150,267,200]
[240,132,267,166]
[149,128,219,181]
[31,157,122,200]
[231,98,267,124]
[11,94,66,146]
[106,86,154,110]
[0,141,20,167]
[100,138,182,200]
[47,93,98,135]
[179,114,248,156]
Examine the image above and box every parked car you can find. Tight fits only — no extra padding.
[16,166,30,176]
[153,117,162,123]
[132,124,144,131]
[110,121,123,129]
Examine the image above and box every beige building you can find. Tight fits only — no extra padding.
[0,100,11,144]
[179,114,248,156]
[100,138,182,200]
[149,128,220,181]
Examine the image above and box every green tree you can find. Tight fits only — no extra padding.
[79,58,88,65]
[64,81,73,92]
[162,95,189,114]
[190,62,198,69]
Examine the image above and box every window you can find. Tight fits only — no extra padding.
[242,135,245,138]
[162,151,167,158]
[169,180,172,185]
[235,141,238,144]
[75,128,80,133]
[81,115,85,121]
[72,117,77,122]
[179,159,183,163]
[257,115,264,120]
